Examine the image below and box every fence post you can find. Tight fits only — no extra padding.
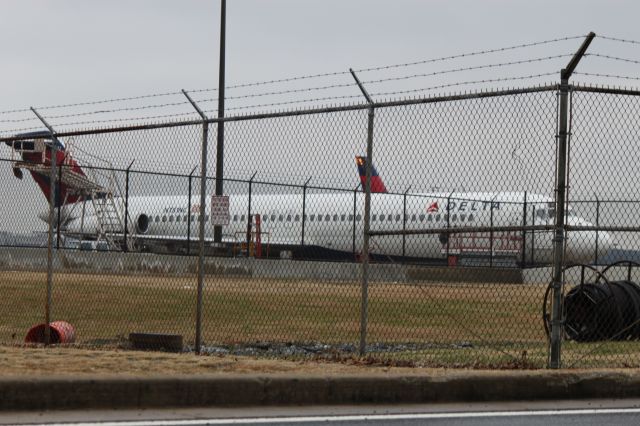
[521,192,527,266]
[489,205,494,268]
[350,69,375,356]
[301,177,311,246]
[187,165,197,255]
[247,172,257,256]
[531,206,536,264]
[30,107,58,346]
[549,32,595,369]
[595,196,600,265]
[182,90,210,355]
[446,192,452,261]
[56,163,62,249]
[124,160,134,252]
[402,187,411,258]
[352,183,360,257]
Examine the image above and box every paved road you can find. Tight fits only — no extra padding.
[3,399,640,425]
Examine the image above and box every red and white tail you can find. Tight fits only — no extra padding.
[355,156,388,193]
[6,131,87,207]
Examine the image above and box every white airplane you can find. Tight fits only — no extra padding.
[5,132,612,265]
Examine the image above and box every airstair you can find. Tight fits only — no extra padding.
[10,137,135,251]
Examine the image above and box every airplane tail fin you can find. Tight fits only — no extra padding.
[6,131,87,207]
[355,156,388,193]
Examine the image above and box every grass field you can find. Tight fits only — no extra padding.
[1,270,639,368]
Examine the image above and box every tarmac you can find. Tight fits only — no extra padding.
[3,370,640,411]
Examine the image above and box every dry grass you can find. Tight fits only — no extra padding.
[2,270,639,368]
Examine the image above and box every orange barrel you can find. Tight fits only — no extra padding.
[25,321,76,344]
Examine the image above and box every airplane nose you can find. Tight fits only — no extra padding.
[564,226,614,264]
[596,230,614,259]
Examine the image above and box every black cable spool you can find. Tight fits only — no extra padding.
[548,262,640,342]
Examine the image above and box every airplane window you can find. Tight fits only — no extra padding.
[372,214,377,221]
[286,215,292,222]
[241,215,245,222]
[303,214,307,221]
[411,214,416,222]
[190,215,195,222]
[341,214,346,221]
[452,214,457,222]
[155,216,160,223]
[162,215,167,223]
[169,215,174,223]
[419,214,425,222]
[444,214,449,222]
[348,214,354,221]
[278,215,284,222]
[183,215,188,222]
[333,214,338,222]
[427,215,432,222]
[295,215,300,222]
[460,214,466,221]
[325,214,330,221]
[176,216,181,223]
[436,214,441,222]
[379,215,384,222]
[468,214,474,221]
[310,214,315,221]
[396,214,401,222]
[233,215,238,222]
[205,215,209,222]
[271,214,276,221]
[356,214,362,221]
[388,214,393,222]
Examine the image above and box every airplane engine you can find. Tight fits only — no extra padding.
[136,214,150,234]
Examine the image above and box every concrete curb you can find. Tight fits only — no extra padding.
[2,371,640,410]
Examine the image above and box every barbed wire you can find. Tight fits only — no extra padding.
[362,54,572,85]
[223,94,364,113]
[194,81,358,105]
[0,90,186,116]
[186,70,351,94]
[573,71,640,81]
[0,35,587,116]
[0,74,560,131]
[597,35,640,46]
[587,53,640,65]
[0,125,45,135]
[0,111,200,134]
[369,71,558,98]
[42,100,192,121]
[0,115,40,124]
[355,35,585,73]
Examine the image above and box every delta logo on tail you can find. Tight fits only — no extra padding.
[355,156,388,193]
[427,202,439,213]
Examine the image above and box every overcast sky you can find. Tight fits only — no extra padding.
[0,0,637,114]
[1,0,639,235]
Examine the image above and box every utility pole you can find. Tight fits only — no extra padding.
[214,0,226,244]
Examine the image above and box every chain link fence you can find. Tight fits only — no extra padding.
[1,82,640,368]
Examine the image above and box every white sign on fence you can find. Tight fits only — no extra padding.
[211,195,230,226]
